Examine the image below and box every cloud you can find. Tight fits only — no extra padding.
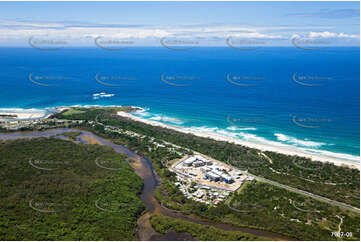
[0,20,286,41]
[0,19,358,46]
[286,8,359,19]
[308,31,359,39]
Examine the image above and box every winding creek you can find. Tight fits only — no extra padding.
[0,128,291,241]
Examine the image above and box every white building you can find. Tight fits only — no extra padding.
[193,160,205,167]
[183,157,197,166]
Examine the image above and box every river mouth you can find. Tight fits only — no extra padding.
[0,128,291,241]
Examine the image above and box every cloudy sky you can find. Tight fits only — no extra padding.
[0,1,359,47]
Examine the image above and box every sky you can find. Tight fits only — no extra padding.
[0,1,359,47]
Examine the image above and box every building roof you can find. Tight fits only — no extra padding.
[184,157,197,164]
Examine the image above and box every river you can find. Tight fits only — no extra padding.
[0,128,291,241]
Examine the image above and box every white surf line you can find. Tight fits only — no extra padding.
[116,111,360,170]
[78,114,361,213]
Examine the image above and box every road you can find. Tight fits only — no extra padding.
[247,172,360,213]
[94,119,361,214]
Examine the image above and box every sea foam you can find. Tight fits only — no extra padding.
[275,133,325,148]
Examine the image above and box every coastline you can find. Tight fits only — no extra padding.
[117,110,360,170]
[0,108,48,120]
[0,105,121,121]
[0,105,359,170]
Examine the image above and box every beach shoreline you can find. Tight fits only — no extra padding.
[117,110,360,170]
[0,108,50,121]
[1,105,359,170]
[0,105,123,121]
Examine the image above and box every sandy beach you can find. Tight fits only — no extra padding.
[1,106,358,170]
[0,108,48,120]
[117,111,360,170]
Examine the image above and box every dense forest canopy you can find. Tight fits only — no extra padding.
[0,138,144,240]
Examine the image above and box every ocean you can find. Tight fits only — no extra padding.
[0,47,359,162]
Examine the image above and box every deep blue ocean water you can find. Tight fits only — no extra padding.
[0,47,359,162]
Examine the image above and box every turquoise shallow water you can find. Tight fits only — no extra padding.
[0,47,359,162]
